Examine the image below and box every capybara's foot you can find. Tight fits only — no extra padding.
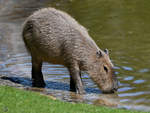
[70,87,85,94]
[32,81,46,88]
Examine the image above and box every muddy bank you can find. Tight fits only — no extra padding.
[1,73,150,112]
[0,75,25,88]
[0,74,120,107]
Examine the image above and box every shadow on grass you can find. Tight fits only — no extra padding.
[1,76,101,94]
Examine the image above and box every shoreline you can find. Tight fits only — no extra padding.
[1,74,150,112]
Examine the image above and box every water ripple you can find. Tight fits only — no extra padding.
[133,80,145,84]
[119,92,148,97]
[122,66,133,71]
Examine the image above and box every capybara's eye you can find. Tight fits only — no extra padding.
[104,66,108,73]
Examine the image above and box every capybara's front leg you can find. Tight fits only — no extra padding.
[31,57,46,87]
[69,66,84,94]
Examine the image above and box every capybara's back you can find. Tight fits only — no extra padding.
[23,8,98,64]
[22,8,118,94]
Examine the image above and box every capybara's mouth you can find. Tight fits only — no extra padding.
[102,89,116,94]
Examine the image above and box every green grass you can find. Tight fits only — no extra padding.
[0,86,148,113]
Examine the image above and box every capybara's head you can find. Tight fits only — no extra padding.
[90,49,118,93]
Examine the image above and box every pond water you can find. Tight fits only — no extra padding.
[0,0,150,111]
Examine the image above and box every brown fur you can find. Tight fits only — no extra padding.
[22,8,118,94]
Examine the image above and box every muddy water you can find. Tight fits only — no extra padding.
[0,0,150,111]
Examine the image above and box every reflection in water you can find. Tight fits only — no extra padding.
[0,0,150,111]
[93,94,119,107]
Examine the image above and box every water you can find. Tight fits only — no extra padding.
[0,0,150,111]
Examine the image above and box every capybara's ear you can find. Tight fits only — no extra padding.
[104,49,109,55]
[96,50,103,58]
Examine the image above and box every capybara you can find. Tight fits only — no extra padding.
[22,8,118,94]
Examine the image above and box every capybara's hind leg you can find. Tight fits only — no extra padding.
[70,76,76,92]
[31,57,46,87]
